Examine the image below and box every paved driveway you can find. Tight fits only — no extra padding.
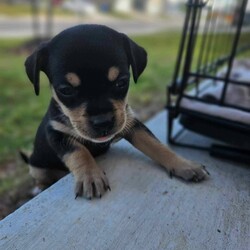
[0,14,183,37]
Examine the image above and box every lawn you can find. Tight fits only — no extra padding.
[0,2,72,17]
[0,32,181,195]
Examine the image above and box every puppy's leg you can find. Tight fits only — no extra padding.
[63,145,110,199]
[29,165,68,190]
[47,127,110,199]
[20,151,68,191]
[124,119,209,182]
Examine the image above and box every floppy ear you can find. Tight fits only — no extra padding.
[122,34,147,83]
[24,42,49,96]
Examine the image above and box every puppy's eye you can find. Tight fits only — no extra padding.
[115,79,128,89]
[57,86,76,96]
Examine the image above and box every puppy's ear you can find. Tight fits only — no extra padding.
[25,42,49,96]
[122,34,147,83]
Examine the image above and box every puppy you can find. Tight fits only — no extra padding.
[22,25,209,199]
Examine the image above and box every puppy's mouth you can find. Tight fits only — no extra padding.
[71,120,125,144]
[92,134,116,143]
[74,128,118,144]
[69,105,128,144]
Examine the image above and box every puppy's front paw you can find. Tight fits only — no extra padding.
[75,168,110,199]
[170,160,210,182]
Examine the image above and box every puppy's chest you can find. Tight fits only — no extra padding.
[82,135,123,157]
[82,141,110,157]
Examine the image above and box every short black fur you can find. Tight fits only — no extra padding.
[22,24,208,197]
[24,24,147,173]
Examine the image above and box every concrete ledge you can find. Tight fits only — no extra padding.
[0,111,249,250]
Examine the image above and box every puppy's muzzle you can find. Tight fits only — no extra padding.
[89,112,115,137]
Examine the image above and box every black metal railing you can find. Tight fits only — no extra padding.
[167,0,250,163]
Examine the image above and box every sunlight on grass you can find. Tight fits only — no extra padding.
[130,32,181,105]
[0,3,72,17]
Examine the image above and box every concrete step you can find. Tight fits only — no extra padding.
[0,111,249,250]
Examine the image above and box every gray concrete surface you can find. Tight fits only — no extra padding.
[0,111,249,250]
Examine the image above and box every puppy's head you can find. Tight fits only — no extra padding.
[25,25,147,143]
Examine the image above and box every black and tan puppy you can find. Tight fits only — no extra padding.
[23,24,209,199]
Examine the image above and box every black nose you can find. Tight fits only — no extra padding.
[89,113,114,134]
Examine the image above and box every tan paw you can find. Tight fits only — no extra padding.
[74,168,110,199]
[169,160,210,182]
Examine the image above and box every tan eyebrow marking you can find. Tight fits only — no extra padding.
[107,66,120,82]
[65,72,81,87]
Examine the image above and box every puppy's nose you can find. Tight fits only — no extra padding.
[89,113,114,131]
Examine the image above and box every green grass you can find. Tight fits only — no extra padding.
[0,3,74,17]
[130,32,181,104]
[0,39,51,165]
[0,3,31,16]
[0,32,181,166]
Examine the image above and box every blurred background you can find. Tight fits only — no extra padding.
[2,0,249,219]
[0,0,186,219]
